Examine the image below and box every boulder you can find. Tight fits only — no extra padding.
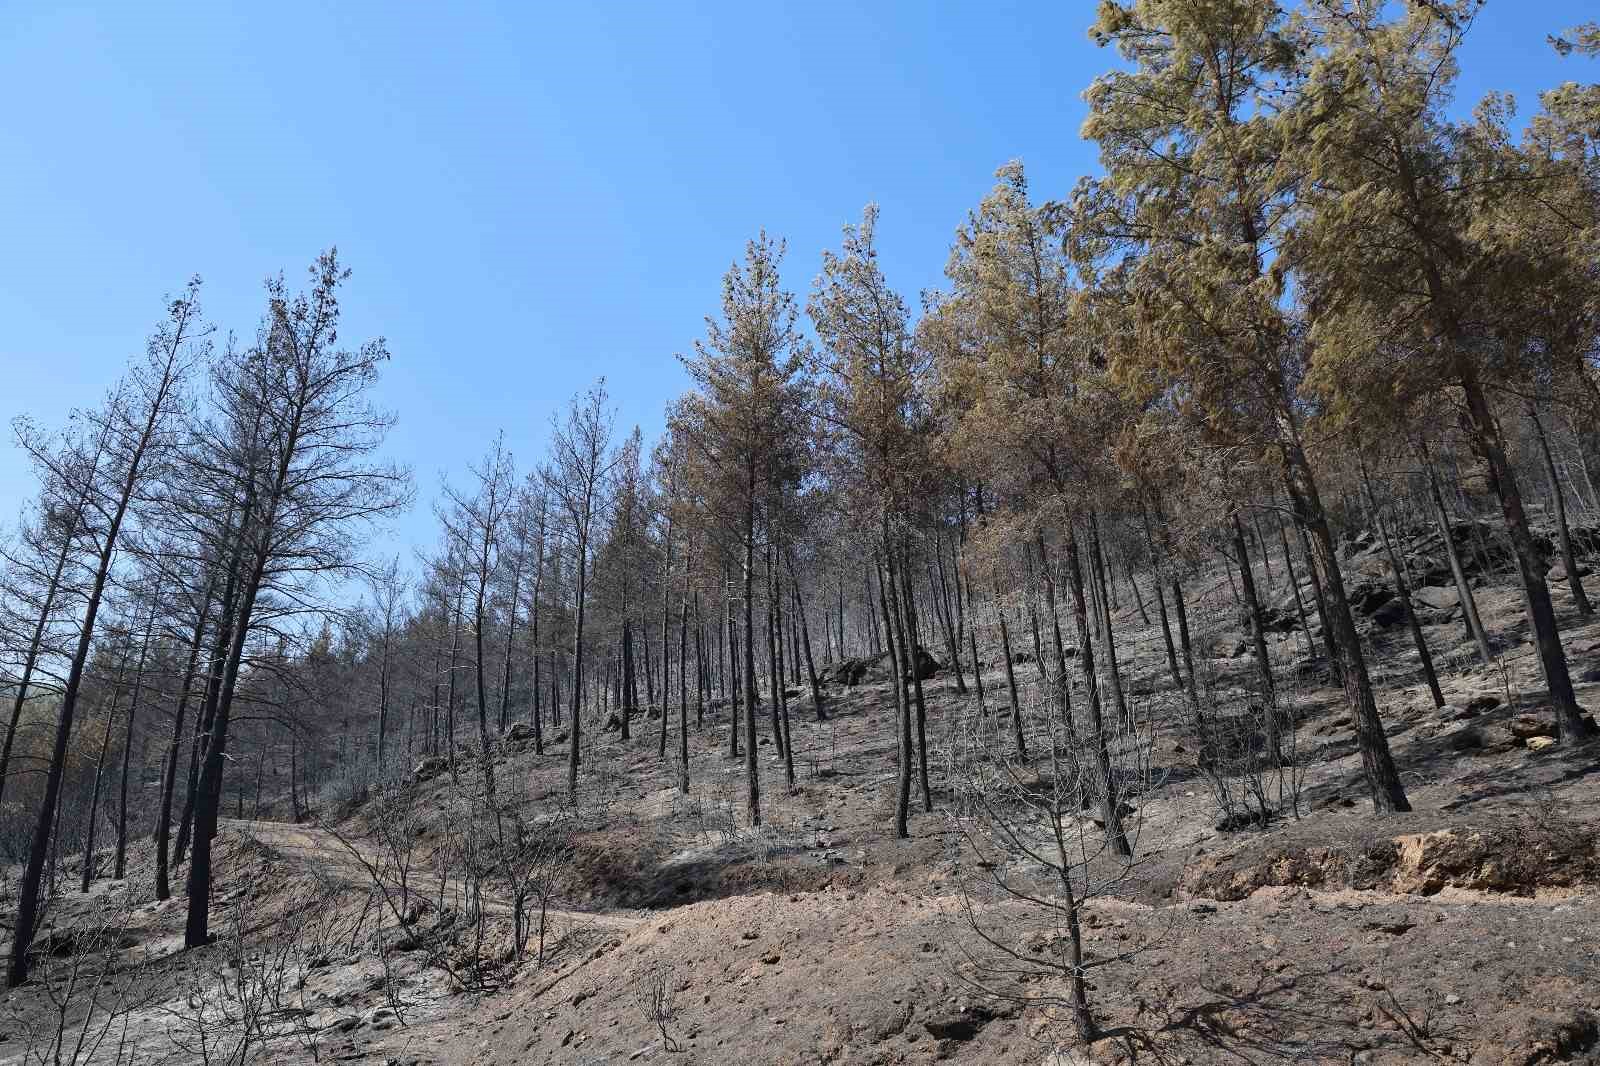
[1391,826,1597,895]
[1209,637,1248,659]
[1500,714,1556,743]
[1369,597,1407,628]
[1434,721,1486,752]
[503,721,534,744]
[412,755,449,782]
[1548,562,1592,583]
[905,645,943,681]
[823,653,889,686]
[1412,585,1459,611]
[1245,604,1299,634]
[824,647,941,686]
[1347,579,1395,616]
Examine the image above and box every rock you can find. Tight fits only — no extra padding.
[1369,597,1407,628]
[1465,694,1501,715]
[1348,579,1395,616]
[1579,666,1600,685]
[1246,604,1300,634]
[1435,722,1486,752]
[503,721,534,744]
[1526,736,1558,752]
[824,646,941,684]
[1216,810,1268,832]
[1501,714,1556,742]
[904,646,942,681]
[923,1005,998,1042]
[825,652,892,686]
[1412,585,1460,611]
[850,1000,914,1042]
[1391,827,1599,894]
[412,756,449,782]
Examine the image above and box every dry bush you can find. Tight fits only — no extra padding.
[6,889,156,1066]
[633,958,684,1053]
[163,896,332,1066]
[1188,653,1306,831]
[948,685,1169,1047]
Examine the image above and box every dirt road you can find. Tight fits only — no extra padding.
[218,817,644,933]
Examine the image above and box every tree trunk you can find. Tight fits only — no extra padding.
[1418,442,1494,667]
[787,552,825,720]
[568,527,589,795]
[741,496,760,826]
[931,545,967,694]
[995,592,1027,761]
[1232,515,1278,732]
[1276,514,1317,663]
[156,568,219,901]
[1280,443,1411,813]
[1360,462,1445,709]
[1125,561,1152,626]
[1458,371,1592,741]
[115,603,158,881]
[1063,531,1130,857]
[774,555,795,789]
[1531,404,1593,615]
[765,549,784,760]
[898,559,932,814]
[1088,512,1130,727]
[84,654,130,893]
[1171,577,1199,702]
[679,597,690,794]
[880,552,912,839]
[0,518,77,815]
[497,549,523,736]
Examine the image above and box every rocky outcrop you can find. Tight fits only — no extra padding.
[821,647,941,687]
[1181,824,1600,901]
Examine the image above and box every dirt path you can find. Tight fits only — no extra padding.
[219,817,645,933]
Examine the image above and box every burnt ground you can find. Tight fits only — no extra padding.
[2,555,1599,1066]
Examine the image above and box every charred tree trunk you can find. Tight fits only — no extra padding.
[1418,442,1494,667]
[1280,443,1411,814]
[1530,404,1592,616]
[1064,530,1130,857]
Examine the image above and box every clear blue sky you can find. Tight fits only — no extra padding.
[2,2,1592,559]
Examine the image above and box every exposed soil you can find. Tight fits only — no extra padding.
[4,553,1600,1065]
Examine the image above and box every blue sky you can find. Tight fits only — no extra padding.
[1,1,1593,560]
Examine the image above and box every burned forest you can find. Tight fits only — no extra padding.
[2,5,1600,1065]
